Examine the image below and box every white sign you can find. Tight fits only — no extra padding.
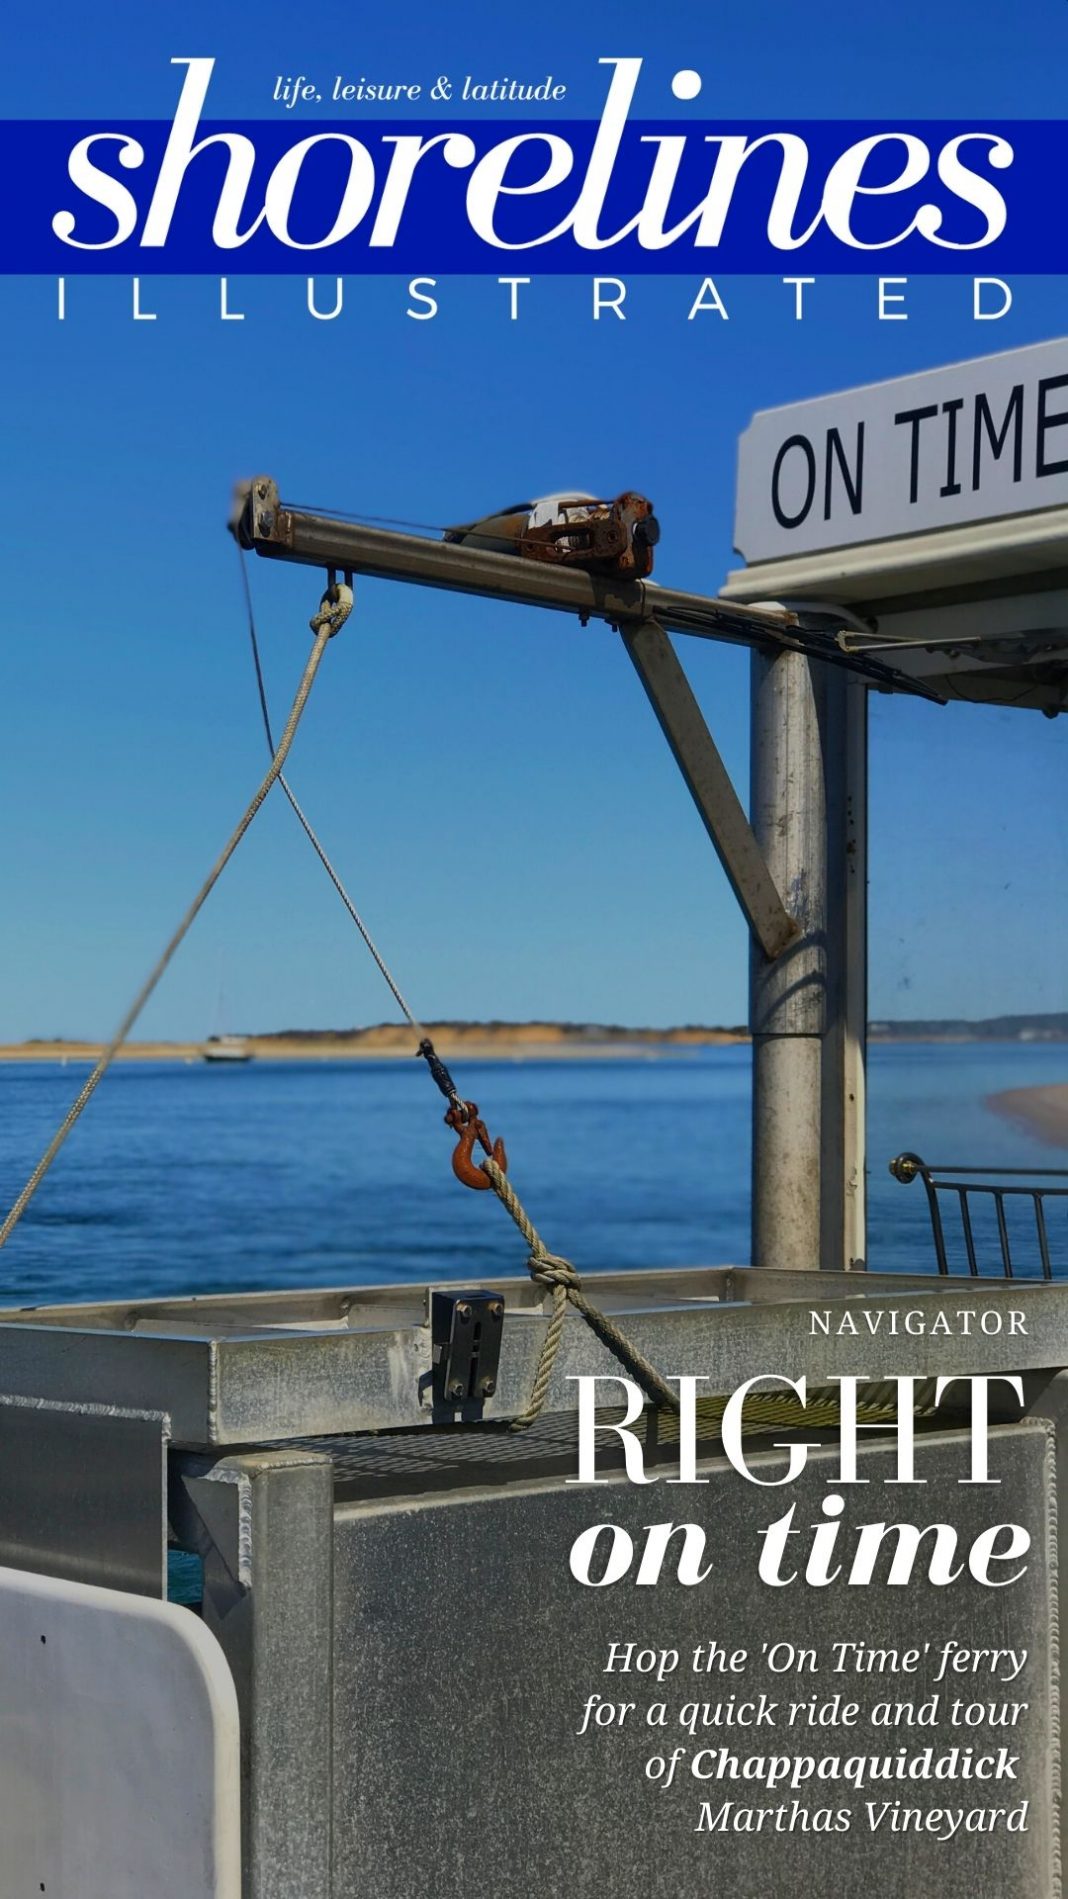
[734,338,1068,565]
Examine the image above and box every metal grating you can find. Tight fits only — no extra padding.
[278,1386,934,1500]
[290,1407,611,1497]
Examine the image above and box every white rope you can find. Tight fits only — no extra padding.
[238,563,681,1428]
[0,592,347,1251]
[239,554,426,1035]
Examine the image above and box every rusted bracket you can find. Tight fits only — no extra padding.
[621,619,799,962]
[231,477,814,650]
[232,478,939,701]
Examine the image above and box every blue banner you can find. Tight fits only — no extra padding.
[2,114,1060,273]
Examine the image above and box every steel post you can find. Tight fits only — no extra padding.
[821,668,868,1271]
[749,648,827,1270]
[749,652,868,1271]
[172,1449,335,1899]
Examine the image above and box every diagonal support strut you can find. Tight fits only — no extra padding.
[621,618,799,962]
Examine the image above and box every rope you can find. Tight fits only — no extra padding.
[0,589,349,1252]
[238,554,467,1117]
[482,1157,680,1428]
[239,560,679,1426]
[240,556,419,1028]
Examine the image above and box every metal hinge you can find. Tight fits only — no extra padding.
[431,1290,504,1415]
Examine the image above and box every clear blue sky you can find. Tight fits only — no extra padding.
[1,0,1066,1039]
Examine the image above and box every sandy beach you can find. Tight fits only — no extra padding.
[987,1083,1068,1151]
[0,1025,750,1065]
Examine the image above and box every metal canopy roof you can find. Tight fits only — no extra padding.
[722,338,1068,716]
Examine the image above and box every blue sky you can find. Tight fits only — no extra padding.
[1,0,1066,1039]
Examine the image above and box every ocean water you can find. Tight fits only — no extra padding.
[0,1042,1066,1306]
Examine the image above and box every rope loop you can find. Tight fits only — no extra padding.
[310,580,354,638]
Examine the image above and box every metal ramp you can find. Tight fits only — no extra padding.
[0,1270,1066,1898]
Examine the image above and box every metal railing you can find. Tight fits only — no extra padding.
[890,1152,1068,1278]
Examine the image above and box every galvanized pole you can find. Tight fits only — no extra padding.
[749,649,827,1271]
[821,669,868,1272]
[749,653,868,1272]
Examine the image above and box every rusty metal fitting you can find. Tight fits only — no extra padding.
[444,1100,508,1191]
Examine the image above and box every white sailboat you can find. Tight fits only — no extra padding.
[202,968,253,1062]
[201,1033,253,1064]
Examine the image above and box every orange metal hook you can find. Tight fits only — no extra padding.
[445,1100,507,1191]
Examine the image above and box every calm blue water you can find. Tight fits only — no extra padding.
[1,1043,1066,1305]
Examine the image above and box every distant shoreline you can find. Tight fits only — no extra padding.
[3,1026,1068,1065]
[0,1033,746,1065]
